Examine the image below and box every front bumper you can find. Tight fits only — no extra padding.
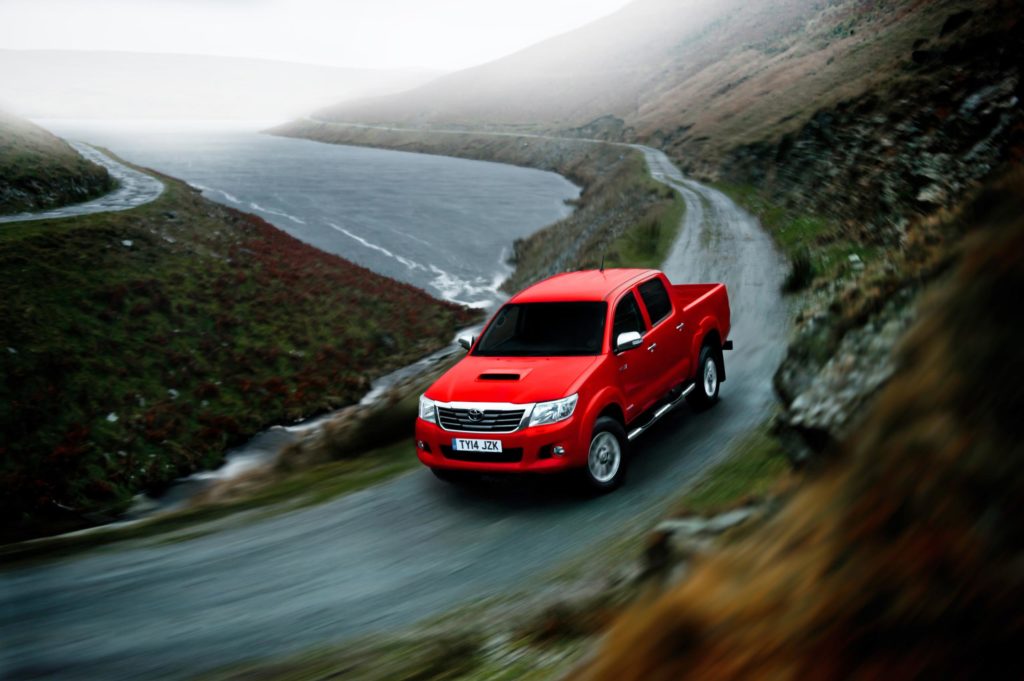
[415,416,587,473]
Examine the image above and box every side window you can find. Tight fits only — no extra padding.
[612,292,646,343]
[481,305,519,350]
[638,278,672,326]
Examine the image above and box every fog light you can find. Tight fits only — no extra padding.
[552,445,566,457]
[417,440,431,452]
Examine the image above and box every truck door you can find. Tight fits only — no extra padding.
[611,291,652,420]
[636,276,687,398]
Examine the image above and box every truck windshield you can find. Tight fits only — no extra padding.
[474,302,607,356]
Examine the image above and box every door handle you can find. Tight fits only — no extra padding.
[647,343,657,352]
[676,322,685,331]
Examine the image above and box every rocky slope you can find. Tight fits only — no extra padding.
[732,6,1023,458]
[580,167,1024,680]
[0,110,114,214]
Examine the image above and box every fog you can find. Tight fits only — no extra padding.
[0,0,630,119]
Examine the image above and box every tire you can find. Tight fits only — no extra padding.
[687,344,721,411]
[582,416,628,493]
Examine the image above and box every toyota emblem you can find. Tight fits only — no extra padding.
[467,409,484,422]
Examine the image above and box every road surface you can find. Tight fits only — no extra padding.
[0,143,164,224]
[0,145,789,680]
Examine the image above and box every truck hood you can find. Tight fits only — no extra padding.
[425,355,602,404]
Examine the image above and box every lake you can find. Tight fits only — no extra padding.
[37,119,580,307]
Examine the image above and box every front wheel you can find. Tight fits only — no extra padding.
[687,344,721,411]
[582,416,628,492]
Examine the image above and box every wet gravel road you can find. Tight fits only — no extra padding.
[0,145,789,680]
[0,143,164,224]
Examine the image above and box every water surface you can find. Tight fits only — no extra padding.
[38,119,580,307]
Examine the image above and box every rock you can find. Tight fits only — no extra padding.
[916,183,947,205]
[121,239,133,248]
[167,388,180,400]
[781,289,917,453]
[655,507,758,536]
[106,412,119,423]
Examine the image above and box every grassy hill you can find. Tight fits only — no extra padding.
[0,110,114,214]
[0,157,476,541]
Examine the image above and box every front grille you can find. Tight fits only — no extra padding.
[441,445,523,463]
[436,406,526,433]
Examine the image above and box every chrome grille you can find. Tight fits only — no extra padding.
[436,406,526,433]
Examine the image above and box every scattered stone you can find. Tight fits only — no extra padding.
[121,239,133,248]
[655,506,759,537]
[6,347,16,354]
[168,388,180,400]
[106,412,119,423]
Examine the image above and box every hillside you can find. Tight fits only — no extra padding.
[0,110,114,214]
[0,157,476,541]
[314,0,1000,161]
[0,50,440,120]
[582,169,1024,680]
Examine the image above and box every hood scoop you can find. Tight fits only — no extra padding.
[476,368,532,382]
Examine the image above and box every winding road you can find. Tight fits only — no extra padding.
[0,143,164,224]
[0,145,789,680]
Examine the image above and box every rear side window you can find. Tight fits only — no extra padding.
[613,292,646,342]
[638,278,672,325]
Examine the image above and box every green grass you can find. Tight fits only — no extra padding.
[672,426,790,515]
[714,181,876,289]
[606,181,685,270]
[0,161,477,542]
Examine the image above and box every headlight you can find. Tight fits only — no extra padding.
[529,394,578,427]
[419,394,437,424]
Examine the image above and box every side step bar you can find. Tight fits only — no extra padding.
[627,383,695,442]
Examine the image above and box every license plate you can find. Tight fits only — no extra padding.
[452,438,503,453]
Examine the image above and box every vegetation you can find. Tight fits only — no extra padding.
[714,181,875,291]
[0,163,477,542]
[0,110,115,214]
[671,427,790,516]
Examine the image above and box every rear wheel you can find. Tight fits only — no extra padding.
[687,344,721,411]
[582,416,628,492]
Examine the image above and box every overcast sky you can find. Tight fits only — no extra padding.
[0,0,632,71]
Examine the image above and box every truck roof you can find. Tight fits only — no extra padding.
[511,268,656,303]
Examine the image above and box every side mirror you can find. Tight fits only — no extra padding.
[614,331,643,354]
[458,335,475,351]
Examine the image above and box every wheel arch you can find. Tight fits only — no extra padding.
[693,322,726,382]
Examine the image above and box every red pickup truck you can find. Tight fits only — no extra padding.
[415,268,731,491]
